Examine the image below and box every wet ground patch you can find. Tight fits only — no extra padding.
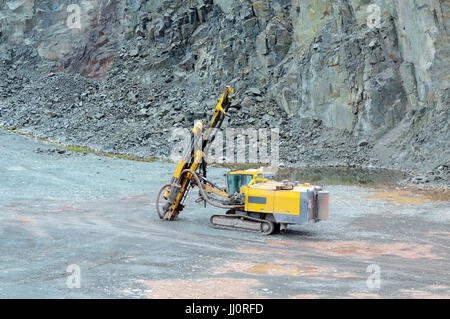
[274,166,410,186]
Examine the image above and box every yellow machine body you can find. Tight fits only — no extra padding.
[227,169,329,224]
[157,86,329,233]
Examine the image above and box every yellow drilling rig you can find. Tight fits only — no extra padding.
[156,86,329,234]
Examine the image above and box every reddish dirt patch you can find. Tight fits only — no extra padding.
[240,247,271,254]
[427,285,449,290]
[349,293,380,299]
[332,271,360,279]
[399,289,450,299]
[267,240,295,248]
[290,294,320,299]
[239,244,299,256]
[428,231,450,241]
[138,277,262,299]
[15,217,32,223]
[211,260,336,279]
[299,241,442,260]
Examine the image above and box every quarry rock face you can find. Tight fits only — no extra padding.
[0,0,123,78]
[0,0,448,175]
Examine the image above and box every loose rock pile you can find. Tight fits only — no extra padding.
[0,0,448,188]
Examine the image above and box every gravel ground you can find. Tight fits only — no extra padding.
[0,128,449,298]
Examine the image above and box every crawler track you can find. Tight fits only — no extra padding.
[210,214,275,235]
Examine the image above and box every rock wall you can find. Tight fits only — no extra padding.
[0,0,448,174]
[0,0,124,78]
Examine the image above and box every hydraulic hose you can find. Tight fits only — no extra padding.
[156,169,244,220]
[155,183,176,219]
[179,169,245,210]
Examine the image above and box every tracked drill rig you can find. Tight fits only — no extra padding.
[156,86,329,234]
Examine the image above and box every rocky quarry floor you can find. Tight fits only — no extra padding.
[0,0,448,188]
[1,128,449,298]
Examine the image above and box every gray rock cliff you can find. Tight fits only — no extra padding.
[0,0,448,176]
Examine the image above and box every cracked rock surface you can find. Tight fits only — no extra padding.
[0,0,448,186]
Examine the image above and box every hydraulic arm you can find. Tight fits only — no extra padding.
[156,86,241,221]
[155,86,329,234]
